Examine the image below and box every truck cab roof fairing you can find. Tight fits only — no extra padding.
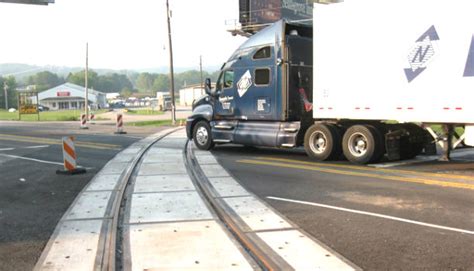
[228,20,285,63]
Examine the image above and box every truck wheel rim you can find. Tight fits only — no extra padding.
[196,126,208,146]
[348,132,367,157]
[309,131,327,154]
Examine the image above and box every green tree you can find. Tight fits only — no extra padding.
[130,70,220,94]
[0,76,18,109]
[66,70,99,89]
[27,71,64,91]
[135,73,155,93]
[120,87,133,98]
[152,74,169,93]
[95,73,133,93]
[175,70,202,88]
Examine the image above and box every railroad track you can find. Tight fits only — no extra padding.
[36,128,354,270]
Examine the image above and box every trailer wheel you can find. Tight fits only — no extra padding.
[193,120,214,150]
[342,125,384,164]
[304,123,342,161]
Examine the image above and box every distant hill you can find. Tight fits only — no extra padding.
[0,63,82,81]
[0,63,221,81]
[135,65,221,74]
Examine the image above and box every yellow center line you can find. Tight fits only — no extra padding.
[254,156,474,182]
[0,134,121,150]
[237,159,474,191]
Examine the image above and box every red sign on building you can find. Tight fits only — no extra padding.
[57,91,71,97]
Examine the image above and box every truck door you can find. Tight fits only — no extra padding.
[214,69,236,119]
[233,46,277,121]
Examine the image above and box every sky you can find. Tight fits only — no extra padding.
[0,0,247,70]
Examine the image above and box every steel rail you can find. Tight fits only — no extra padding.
[184,141,283,271]
[100,128,182,271]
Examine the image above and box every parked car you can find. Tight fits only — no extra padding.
[38,105,49,112]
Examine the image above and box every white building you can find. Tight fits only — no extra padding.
[179,84,206,107]
[39,83,107,110]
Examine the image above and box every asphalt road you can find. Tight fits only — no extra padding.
[212,145,474,270]
[0,121,163,271]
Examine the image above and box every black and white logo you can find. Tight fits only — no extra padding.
[404,25,440,83]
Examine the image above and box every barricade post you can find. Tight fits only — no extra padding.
[56,136,86,175]
[90,113,95,124]
[114,113,127,134]
[80,114,88,129]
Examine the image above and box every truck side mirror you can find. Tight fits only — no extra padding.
[205,78,213,95]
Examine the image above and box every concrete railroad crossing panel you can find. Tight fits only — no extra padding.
[129,221,253,271]
[129,191,214,223]
[126,131,255,270]
[65,191,112,220]
[133,175,194,193]
[38,220,103,270]
[85,174,121,191]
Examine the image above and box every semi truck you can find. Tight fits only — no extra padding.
[186,0,474,164]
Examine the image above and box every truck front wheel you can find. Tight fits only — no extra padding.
[304,123,342,161]
[342,125,384,164]
[193,120,214,150]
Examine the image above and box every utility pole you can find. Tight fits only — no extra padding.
[85,42,89,120]
[166,0,176,125]
[3,81,8,110]
[200,55,203,90]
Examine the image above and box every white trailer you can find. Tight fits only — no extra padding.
[304,0,474,163]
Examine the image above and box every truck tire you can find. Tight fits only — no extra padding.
[342,125,384,164]
[193,120,214,150]
[304,123,342,161]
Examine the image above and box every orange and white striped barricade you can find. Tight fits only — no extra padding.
[56,136,86,175]
[90,113,95,125]
[114,113,127,134]
[80,114,88,129]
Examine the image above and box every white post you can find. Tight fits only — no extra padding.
[85,42,89,121]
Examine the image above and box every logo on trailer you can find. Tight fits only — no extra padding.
[404,25,440,83]
[237,70,253,97]
[464,35,474,77]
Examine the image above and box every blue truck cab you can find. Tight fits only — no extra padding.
[186,20,313,151]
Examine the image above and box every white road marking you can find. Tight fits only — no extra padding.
[19,178,26,182]
[24,145,49,149]
[120,135,143,139]
[267,196,474,235]
[369,156,435,168]
[0,154,63,166]
[0,154,92,169]
[0,145,48,151]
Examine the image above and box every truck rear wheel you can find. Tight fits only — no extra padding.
[193,120,214,150]
[342,125,384,164]
[304,123,342,161]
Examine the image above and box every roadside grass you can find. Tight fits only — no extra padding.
[0,109,109,121]
[125,109,165,115]
[128,119,186,127]
[382,121,464,135]
[429,124,464,136]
